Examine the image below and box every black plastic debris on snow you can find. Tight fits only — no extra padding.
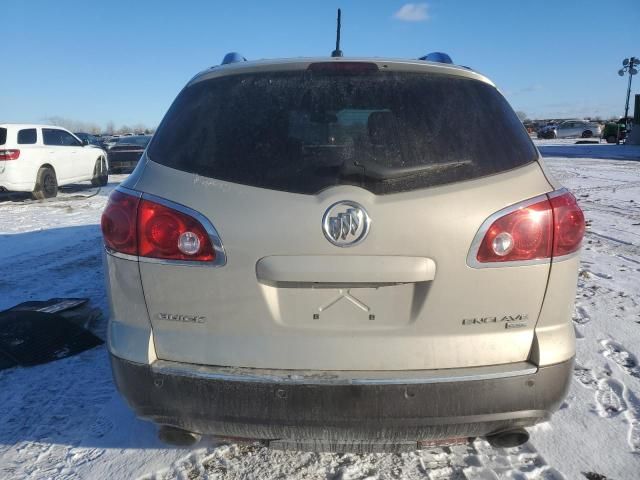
[582,472,609,480]
[0,298,104,370]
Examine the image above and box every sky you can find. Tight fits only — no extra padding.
[2,0,639,129]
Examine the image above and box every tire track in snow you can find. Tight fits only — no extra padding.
[0,348,115,480]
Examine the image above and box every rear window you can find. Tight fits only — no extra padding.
[114,136,150,147]
[0,128,6,145]
[18,128,37,144]
[149,70,537,195]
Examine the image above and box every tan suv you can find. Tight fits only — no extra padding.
[101,55,585,452]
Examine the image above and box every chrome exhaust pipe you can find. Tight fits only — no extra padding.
[158,425,201,446]
[485,427,529,448]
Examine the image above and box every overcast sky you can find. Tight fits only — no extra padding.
[2,0,638,128]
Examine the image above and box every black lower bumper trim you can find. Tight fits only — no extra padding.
[110,355,573,442]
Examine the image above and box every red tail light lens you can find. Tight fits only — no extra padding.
[101,190,216,262]
[101,191,139,255]
[474,190,584,264]
[137,199,215,261]
[550,192,585,257]
[0,149,20,160]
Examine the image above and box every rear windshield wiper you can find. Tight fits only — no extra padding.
[354,160,473,180]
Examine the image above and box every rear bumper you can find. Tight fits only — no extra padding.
[110,354,573,447]
[108,161,139,170]
[0,169,34,192]
[107,152,142,171]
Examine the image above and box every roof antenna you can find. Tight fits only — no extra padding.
[331,9,343,57]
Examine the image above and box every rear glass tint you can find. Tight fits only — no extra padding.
[149,70,537,195]
[0,128,6,145]
[18,128,37,144]
[114,136,151,147]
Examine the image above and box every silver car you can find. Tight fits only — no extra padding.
[101,55,585,452]
[553,120,602,139]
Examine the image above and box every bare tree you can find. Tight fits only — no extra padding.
[43,116,101,134]
[132,123,146,135]
[40,117,151,135]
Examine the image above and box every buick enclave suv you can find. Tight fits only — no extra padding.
[101,55,584,452]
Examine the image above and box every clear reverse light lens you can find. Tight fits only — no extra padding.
[492,231,514,256]
[178,231,201,255]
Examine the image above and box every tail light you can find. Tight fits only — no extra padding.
[549,192,586,257]
[101,189,220,263]
[101,191,139,255]
[471,190,584,266]
[0,149,20,160]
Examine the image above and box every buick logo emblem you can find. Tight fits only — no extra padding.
[322,201,370,247]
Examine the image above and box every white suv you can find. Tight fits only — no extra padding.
[0,124,109,199]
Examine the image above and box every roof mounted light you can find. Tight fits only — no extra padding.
[307,62,379,75]
[419,52,453,64]
[221,52,247,65]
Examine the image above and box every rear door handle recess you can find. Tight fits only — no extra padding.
[256,255,436,287]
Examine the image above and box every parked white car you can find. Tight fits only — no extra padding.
[0,124,108,198]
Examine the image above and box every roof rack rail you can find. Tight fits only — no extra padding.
[419,52,453,64]
[221,52,247,65]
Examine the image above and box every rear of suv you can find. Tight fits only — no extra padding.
[0,124,108,198]
[102,57,584,451]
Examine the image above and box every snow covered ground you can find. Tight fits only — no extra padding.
[1,140,639,479]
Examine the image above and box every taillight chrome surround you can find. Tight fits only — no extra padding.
[103,186,227,267]
[467,188,583,268]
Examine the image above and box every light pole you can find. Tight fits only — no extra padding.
[618,57,638,127]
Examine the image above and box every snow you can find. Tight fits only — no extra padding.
[1,141,639,479]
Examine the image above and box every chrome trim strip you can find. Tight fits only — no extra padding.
[105,248,138,262]
[151,360,538,385]
[106,186,227,268]
[115,185,143,198]
[547,187,570,199]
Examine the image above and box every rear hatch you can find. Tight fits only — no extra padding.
[133,62,552,371]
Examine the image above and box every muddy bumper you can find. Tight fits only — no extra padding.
[110,355,572,448]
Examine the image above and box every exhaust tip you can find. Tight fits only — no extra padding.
[485,427,529,448]
[158,425,201,447]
